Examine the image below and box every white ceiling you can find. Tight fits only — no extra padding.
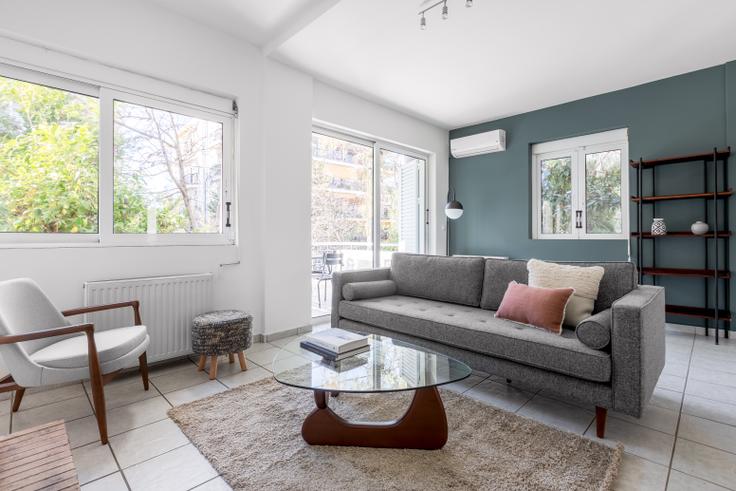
[147,0,736,129]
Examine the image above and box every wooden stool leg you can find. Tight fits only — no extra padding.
[197,355,206,371]
[228,353,235,364]
[238,352,247,371]
[209,356,218,380]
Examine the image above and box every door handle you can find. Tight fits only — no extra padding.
[575,210,582,229]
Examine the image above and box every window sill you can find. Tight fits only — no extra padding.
[0,238,236,250]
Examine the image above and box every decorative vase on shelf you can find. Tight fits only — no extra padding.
[651,218,667,236]
[691,220,709,236]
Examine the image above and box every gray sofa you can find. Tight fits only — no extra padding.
[331,253,666,438]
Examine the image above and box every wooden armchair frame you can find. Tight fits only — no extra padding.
[0,300,147,444]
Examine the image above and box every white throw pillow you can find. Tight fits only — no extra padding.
[527,259,605,327]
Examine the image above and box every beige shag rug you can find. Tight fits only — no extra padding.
[168,378,622,490]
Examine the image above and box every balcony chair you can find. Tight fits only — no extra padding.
[316,251,343,308]
[0,278,150,445]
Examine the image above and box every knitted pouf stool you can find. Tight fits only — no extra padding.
[192,310,253,380]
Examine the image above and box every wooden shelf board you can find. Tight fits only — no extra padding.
[641,267,731,279]
[631,190,733,202]
[666,304,732,321]
[631,231,732,238]
[630,149,731,168]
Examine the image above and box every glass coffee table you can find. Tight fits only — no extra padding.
[272,333,472,450]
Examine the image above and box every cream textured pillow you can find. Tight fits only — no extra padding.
[527,259,605,327]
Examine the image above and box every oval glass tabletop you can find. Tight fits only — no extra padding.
[272,333,472,393]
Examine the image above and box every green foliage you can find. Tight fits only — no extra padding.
[0,78,99,233]
[540,157,572,234]
[585,151,622,233]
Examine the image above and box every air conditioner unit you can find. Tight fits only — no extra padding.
[450,129,506,158]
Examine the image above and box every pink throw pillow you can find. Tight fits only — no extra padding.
[495,281,575,335]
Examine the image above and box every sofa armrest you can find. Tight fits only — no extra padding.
[331,268,391,327]
[610,285,666,417]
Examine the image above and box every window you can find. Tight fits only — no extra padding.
[0,63,235,246]
[532,129,628,240]
[310,128,427,316]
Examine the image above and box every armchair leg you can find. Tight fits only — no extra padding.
[139,352,149,391]
[11,388,25,412]
[89,364,108,445]
[595,406,607,438]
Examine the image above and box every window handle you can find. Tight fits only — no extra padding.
[225,202,232,228]
[575,210,582,229]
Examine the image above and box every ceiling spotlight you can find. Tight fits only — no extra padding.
[442,2,449,19]
[420,14,426,30]
[465,0,473,6]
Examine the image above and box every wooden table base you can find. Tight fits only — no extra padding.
[301,387,448,450]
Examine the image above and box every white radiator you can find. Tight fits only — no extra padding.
[84,273,213,362]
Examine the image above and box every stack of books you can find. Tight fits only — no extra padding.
[300,328,370,361]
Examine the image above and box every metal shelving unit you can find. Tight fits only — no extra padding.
[631,148,732,344]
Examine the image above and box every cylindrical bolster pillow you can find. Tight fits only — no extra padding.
[342,280,397,301]
[575,308,612,350]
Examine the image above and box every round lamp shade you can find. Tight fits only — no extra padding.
[445,200,464,220]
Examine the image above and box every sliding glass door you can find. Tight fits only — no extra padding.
[311,129,426,316]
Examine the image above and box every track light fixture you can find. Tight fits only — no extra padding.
[418,0,473,30]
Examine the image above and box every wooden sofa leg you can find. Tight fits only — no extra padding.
[595,406,607,438]
[139,352,149,391]
[11,388,25,412]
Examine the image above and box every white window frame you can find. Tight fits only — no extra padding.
[0,63,236,247]
[311,125,428,267]
[531,128,629,240]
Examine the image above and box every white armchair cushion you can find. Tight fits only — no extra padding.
[30,325,148,369]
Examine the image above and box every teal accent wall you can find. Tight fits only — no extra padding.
[449,62,735,327]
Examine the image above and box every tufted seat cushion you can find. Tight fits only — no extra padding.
[30,325,148,369]
[340,295,611,383]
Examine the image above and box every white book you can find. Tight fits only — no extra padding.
[304,328,369,354]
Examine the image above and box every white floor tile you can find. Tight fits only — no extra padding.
[192,477,233,491]
[151,366,211,394]
[649,387,683,412]
[661,361,689,378]
[12,395,93,432]
[689,353,736,375]
[85,377,156,410]
[110,418,190,468]
[464,379,534,412]
[517,395,594,434]
[81,471,129,491]
[218,366,271,388]
[671,438,736,489]
[667,470,730,491]
[124,444,218,491]
[686,379,736,406]
[72,442,119,485]
[678,414,736,454]
[19,383,86,411]
[269,334,301,347]
[165,380,228,406]
[245,341,276,354]
[269,354,313,373]
[243,347,281,368]
[585,417,675,466]
[442,374,485,394]
[611,404,680,435]
[614,453,668,491]
[688,366,736,389]
[657,374,686,393]
[0,413,9,435]
[682,394,736,427]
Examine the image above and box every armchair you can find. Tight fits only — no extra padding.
[0,278,150,445]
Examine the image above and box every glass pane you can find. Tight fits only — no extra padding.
[311,132,373,316]
[586,150,622,234]
[0,76,99,233]
[113,100,223,234]
[379,149,424,267]
[539,156,572,234]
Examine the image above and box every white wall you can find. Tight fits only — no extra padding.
[0,0,449,346]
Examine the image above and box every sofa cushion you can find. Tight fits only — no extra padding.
[31,325,148,369]
[480,259,637,313]
[390,253,485,306]
[340,295,611,383]
[342,280,397,301]
[576,309,612,350]
[495,281,574,335]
